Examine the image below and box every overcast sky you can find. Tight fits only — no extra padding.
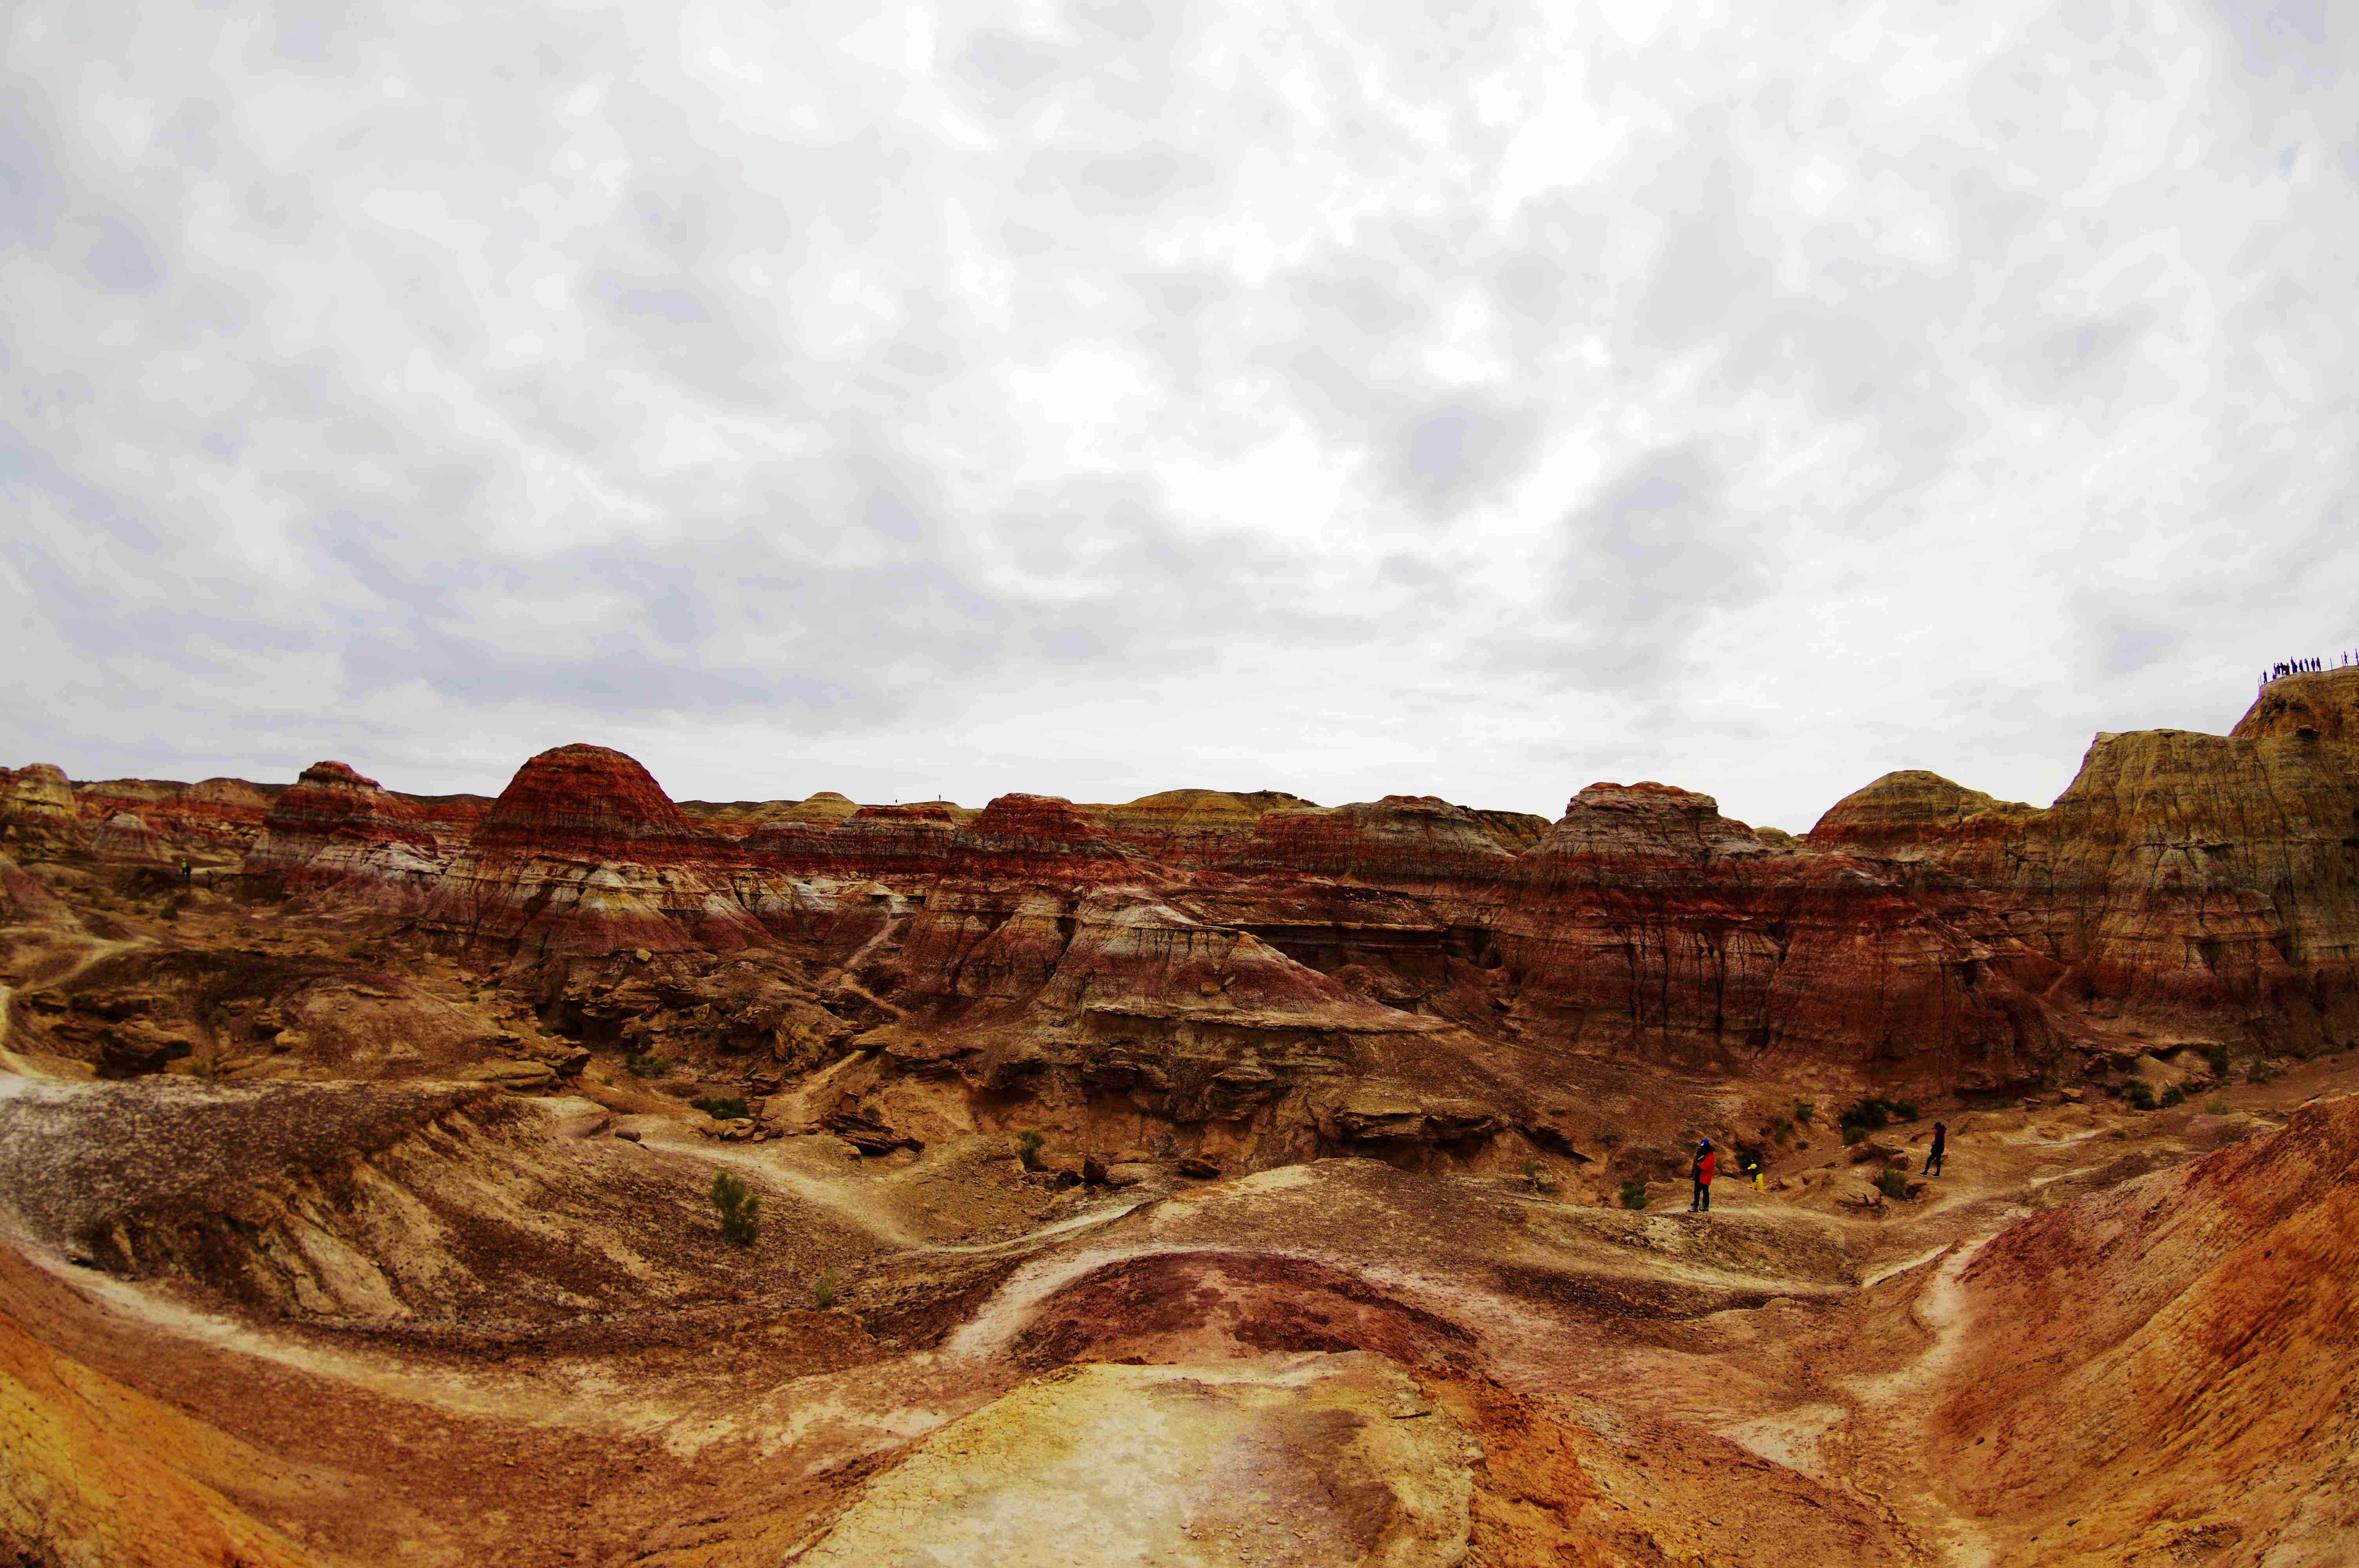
[5,1,2355,829]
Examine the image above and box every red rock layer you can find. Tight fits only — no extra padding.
[240,761,444,899]
[1219,795,1517,898]
[419,745,761,958]
[1931,1097,2359,1562]
[940,794,1146,885]
[1488,782,2064,1091]
[745,802,958,879]
[468,744,716,864]
[1089,789,1314,868]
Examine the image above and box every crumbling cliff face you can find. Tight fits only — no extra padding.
[1812,669,2359,1056]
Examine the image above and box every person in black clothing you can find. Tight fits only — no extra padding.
[1925,1121,1946,1177]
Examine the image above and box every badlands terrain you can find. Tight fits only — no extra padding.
[3,670,2357,1566]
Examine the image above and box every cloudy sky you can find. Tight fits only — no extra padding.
[4,0,2354,829]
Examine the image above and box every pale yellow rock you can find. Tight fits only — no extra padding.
[795,1354,1473,1567]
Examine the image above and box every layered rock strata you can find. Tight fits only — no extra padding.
[418,744,764,959]
[241,761,444,901]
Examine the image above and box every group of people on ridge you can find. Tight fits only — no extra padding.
[2260,652,2352,686]
[1685,1121,1946,1212]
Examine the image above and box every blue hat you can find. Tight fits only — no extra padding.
[1699,1137,1712,1147]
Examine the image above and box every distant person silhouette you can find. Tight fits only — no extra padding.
[1689,1139,1716,1212]
[1925,1122,1946,1177]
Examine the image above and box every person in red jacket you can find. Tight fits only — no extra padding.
[1690,1138,1716,1212]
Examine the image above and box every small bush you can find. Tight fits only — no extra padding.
[2246,1060,2277,1085]
[710,1171,759,1246]
[811,1268,841,1309]
[2111,1129,2128,1140]
[1015,1130,1046,1171]
[624,1052,669,1078]
[1841,1124,1866,1145]
[1618,1179,1649,1210]
[1520,1159,1557,1196]
[2159,1086,2185,1108]
[234,925,254,937]
[692,1096,750,1121]
[1839,1098,1899,1135]
[1770,1116,1793,1144]
[2205,1095,2230,1116]
[159,904,179,923]
[1891,1100,1919,1123]
[2205,1045,2232,1076]
[1874,1167,1910,1201]
[1794,1100,1815,1126]
[2124,1081,2157,1111]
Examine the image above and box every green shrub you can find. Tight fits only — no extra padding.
[1839,1098,1898,1135]
[1618,1179,1649,1210]
[1793,1100,1816,1126]
[2205,1095,2230,1116]
[1520,1159,1557,1196]
[624,1052,669,1078]
[1892,1100,1919,1123]
[2159,1086,2185,1109]
[2124,1081,2157,1111]
[159,904,179,922]
[691,1096,750,1121]
[812,1268,841,1309]
[1841,1125,1866,1146]
[1874,1167,1910,1200]
[710,1171,759,1246]
[2246,1060,2277,1085]
[2205,1045,2232,1076]
[2111,1129,2128,1140]
[1770,1116,1794,1144]
[1015,1130,1046,1171]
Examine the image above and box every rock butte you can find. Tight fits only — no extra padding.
[0,668,2353,1564]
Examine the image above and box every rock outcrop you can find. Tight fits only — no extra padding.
[419,744,764,959]
[1489,782,2064,1090]
[1812,671,2359,1055]
[241,761,444,901]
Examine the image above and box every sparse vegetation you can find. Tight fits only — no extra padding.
[1838,1098,1902,1135]
[2124,1080,2157,1111]
[624,1052,670,1078]
[710,1171,759,1246]
[1841,1124,1867,1145]
[691,1096,750,1121]
[1892,1100,1919,1123]
[812,1268,841,1309]
[1874,1167,1910,1200]
[1520,1159,1557,1196]
[1793,1099,1815,1126]
[2205,1095,2230,1116]
[1015,1130,1046,1171]
[2112,1128,2128,1140]
[234,924,254,937]
[2205,1045,2232,1076]
[1769,1115,1794,1144]
[2246,1060,2277,1085]
[2159,1086,2185,1108]
[1618,1179,1649,1210]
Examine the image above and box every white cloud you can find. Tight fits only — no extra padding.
[2,0,2355,830]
